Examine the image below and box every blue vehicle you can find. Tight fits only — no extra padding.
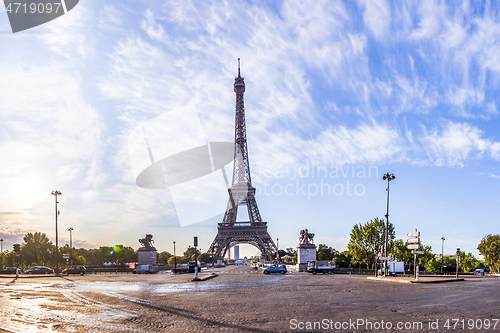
[263,264,287,274]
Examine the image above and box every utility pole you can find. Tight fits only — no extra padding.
[68,227,73,266]
[441,237,445,275]
[382,173,395,276]
[51,190,62,275]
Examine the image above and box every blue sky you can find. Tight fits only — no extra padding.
[0,0,499,259]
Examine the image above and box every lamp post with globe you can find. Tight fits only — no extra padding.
[382,173,395,277]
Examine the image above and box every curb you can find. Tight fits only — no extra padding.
[410,278,464,284]
[190,274,218,282]
[367,276,465,284]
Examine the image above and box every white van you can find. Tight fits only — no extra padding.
[133,265,154,274]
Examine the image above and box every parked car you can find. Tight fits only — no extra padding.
[263,264,287,274]
[188,261,201,273]
[133,265,154,274]
[25,266,54,275]
[61,266,86,275]
[0,267,22,274]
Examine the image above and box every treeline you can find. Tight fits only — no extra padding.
[0,232,208,270]
[340,217,493,273]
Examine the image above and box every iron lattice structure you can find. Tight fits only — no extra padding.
[209,60,277,261]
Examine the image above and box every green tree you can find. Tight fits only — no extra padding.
[3,250,16,267]
[158,251,172,265]
[197,253,208,262]
[120,246,138,263]
[317,244,339,260]
[317,252,328,260]
[333,251,352,268]
[183,246,198,260]
[59,244,86,267]
[459,252,477,273]
[393,239,412,269]
[417,245,433,270]
[167,256,178,265]
[347,217,395,269]
[168,256,187,265]
[478,234,500,273]
[427,258,441,272]
[21,232,55,267]
[442,256,456,273]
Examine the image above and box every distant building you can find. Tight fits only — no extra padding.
[234,245,240,259]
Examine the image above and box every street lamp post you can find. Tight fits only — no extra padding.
[0,238,3,270]
[68,227,73,266]
[382,173,395,277]
[51,190,62,275]
[276,238,279,263]
[173,241,176,273]
[441,237,445,275]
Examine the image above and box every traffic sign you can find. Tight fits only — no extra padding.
[407,238,419,244]
[63,254,70,259]
[407,231,420,237]
[407,244,420,250]
[378,256,391,261]
[412,250,425,255]
[15,252,19,258]
[375,255,379,260]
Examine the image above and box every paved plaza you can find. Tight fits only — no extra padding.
[1,265,499,332]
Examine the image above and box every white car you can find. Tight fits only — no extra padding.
[133,265,154,274]
[474,269,484,274]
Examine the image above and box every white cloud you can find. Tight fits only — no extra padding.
[141,9,166,42]
[251,122,402,182]
[420,122,492,167]
[359,0,391,40]
[409,0,443,40]
[55,164,82,182]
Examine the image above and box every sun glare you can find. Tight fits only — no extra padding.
[12,176,45,207]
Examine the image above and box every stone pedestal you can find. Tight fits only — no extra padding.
[296,243,316,272]
[138,247,157,265]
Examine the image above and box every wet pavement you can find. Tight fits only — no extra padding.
[1,266,499,332]
[0,266,288,332]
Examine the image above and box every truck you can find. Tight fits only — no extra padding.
[188,261,201,273]
[379,261,404,277]
[307,261,336,274]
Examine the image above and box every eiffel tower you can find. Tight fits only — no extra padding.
[209,59,277,261]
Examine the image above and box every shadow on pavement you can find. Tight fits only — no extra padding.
[123,299,272,333]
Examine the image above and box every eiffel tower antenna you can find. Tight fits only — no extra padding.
[209,59,277,262]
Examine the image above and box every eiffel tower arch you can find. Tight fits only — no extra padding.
[209,59,277,261]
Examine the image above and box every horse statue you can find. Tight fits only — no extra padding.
[139,234,154,248]
[299,229,315,244]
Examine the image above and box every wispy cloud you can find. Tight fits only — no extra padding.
[420,121,495,167]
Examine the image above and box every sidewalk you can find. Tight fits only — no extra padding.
[367,275,465,283]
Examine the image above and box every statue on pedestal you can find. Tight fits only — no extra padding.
[139,234,155,249]
[296,229,317,272]
[299,229,315,244]
[138,234,157,265]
